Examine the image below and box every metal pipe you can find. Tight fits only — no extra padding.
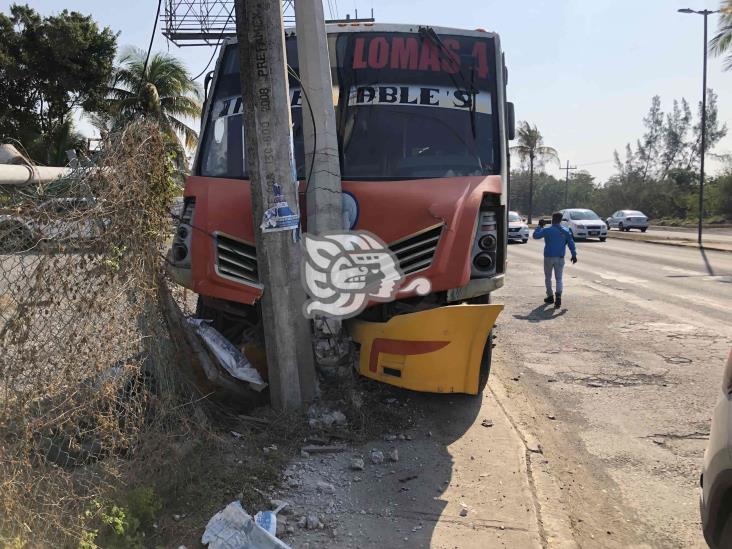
[0,165,72,186]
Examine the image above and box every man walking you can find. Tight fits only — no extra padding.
[532,212,577,309]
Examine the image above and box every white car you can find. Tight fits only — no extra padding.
[507,211,529,243]
[701,350,732,548]
[560,208,607,241]
[606,210,649,232]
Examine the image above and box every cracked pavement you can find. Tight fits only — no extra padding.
[493,237,732,547]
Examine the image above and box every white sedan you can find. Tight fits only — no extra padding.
[606,210,649,232]
[507,211,529,243]
[560,208,608,241]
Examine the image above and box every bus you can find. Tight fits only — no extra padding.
[168,22,515,394]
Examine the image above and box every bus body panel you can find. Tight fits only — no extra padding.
[183,174,502,305]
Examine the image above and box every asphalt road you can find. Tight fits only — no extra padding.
[494,237,732,547]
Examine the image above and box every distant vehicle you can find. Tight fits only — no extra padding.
[701,350,732,549]
[507,211,529,243]
[560,208,607,241]
[0,198,104,252]
[606,210,649,232]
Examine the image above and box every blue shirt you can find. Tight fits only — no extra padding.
[532,224,577,258]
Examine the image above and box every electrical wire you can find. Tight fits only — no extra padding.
[143,0,163,75]
[190,9,234,81]
[287,65,318,194]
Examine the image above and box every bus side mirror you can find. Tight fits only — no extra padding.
[507,102,516,141]
[204,71,214,102]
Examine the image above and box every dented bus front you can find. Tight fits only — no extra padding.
[168,23,514,394]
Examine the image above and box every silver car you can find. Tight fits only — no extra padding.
[507,211,529,243]
[606,210,649,232]
[701,350,732,548]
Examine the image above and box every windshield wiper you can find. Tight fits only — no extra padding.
[418,26,478,139]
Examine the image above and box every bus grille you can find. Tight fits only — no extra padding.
[215,233,259,285]
[389,225,443,275]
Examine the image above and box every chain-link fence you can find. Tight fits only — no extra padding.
[0,122,191,546]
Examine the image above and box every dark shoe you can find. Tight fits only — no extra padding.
[554,294,562,309]
[544,295,554,304]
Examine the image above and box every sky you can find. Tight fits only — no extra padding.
[5,0,732,182]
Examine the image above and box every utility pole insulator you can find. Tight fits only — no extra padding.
[234,0,317,411]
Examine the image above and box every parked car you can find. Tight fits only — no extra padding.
[0,198,104,252]
[559,208,607,241]
[606,210,649,232]
[507,210,529,243]
[701,350,732,549]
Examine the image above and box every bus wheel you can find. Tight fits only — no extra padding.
[478,329,494,393]
[464,294,494,393]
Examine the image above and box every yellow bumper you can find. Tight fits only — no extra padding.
[348,304,503,395]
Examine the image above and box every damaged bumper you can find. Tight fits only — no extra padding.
[348,303,503,395]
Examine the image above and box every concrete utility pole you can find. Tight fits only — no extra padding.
[234,0,316,411]
[294,0,343,234]
[294,0,344,358]
[561,160,577,209]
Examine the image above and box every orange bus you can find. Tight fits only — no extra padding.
[169,23,515,394]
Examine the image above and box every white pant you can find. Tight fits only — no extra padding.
[544,257,565,296]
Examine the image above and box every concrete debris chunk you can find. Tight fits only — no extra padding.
[305,514,321,530]
[316,481,336,493]
[350,457,365,471]
[370,449,385,464]
[389,448,399,462]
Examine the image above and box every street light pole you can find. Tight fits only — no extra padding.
[700,11,708,246]
[678,8,718,245]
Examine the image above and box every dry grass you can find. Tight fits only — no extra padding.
[0,121,198,547]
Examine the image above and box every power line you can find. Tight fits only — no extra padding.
[190,9,234,81]
[143,0,163,75]
[576,159,614,167]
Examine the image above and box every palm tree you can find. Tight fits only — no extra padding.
[711,0,732,70]
[510,122,559,224]
[106,47,202,154]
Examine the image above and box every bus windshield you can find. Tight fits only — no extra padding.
[198,30,499,181]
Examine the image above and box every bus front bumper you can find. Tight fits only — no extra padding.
[348,303,503,395]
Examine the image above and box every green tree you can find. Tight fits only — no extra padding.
[510,122,559,224]
[711,1,732,70]
[106,47,202,155]
[0,4,117,165]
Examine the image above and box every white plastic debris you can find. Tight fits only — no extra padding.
[202,501,290,549]
[187,318,267,391]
